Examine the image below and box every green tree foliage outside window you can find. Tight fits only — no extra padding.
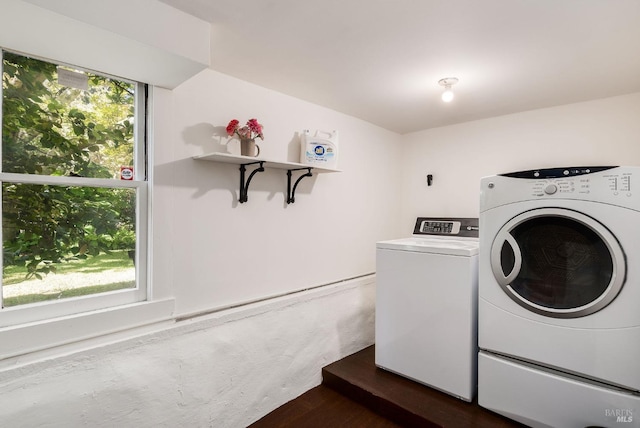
[2,51,140,297]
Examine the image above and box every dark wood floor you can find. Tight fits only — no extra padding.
[250,345,526,427]
[249,385,403,428]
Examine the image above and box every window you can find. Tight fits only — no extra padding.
[491,208,625,319]
[1,49,148,326]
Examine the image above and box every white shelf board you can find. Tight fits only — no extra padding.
[193,152,341,173]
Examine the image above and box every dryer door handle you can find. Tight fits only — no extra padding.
[491,233,522,286]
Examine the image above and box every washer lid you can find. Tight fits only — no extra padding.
[377,236,479,256]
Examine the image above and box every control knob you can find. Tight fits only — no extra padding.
[544,184,558,195]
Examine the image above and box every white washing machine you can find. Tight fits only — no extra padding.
[478,166,640,427]
[375,217,479,401]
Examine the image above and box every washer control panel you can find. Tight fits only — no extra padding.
[419,220,461,234]
[413,217,479,237]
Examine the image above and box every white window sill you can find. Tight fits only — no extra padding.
[0,298,175,368]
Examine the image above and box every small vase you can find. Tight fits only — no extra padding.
[240,138,260,157]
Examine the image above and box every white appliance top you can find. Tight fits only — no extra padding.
[376,217,479,256]
[377,236,479,256]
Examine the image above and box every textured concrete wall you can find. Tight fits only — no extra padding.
[0,277,375,427]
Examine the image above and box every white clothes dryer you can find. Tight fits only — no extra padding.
[478,166,640,428]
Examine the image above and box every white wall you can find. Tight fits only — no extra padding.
[399,93,640,225]
[0,0,210,88]
[163,69,403,316]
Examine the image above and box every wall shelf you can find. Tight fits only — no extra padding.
[193,152,340,203]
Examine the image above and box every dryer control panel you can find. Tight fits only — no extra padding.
[605,172,632,195]
[499,166,626,198]
[481,166,640,212]
[501,166,615,179]
[522,167,632,198]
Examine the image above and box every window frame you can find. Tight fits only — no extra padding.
[0,48,150,328]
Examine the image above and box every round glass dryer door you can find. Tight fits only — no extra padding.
[490,208,625,318]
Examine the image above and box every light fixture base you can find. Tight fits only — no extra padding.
[438,77,459,87]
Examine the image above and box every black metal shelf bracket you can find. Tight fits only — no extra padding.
[239,161,265,203]
[287,167,313,204]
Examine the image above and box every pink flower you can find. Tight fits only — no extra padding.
[226,119,239,136]
[225,118,264,140]
[247,118,264,139]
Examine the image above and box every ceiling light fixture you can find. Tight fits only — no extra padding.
[438,77,459,103]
